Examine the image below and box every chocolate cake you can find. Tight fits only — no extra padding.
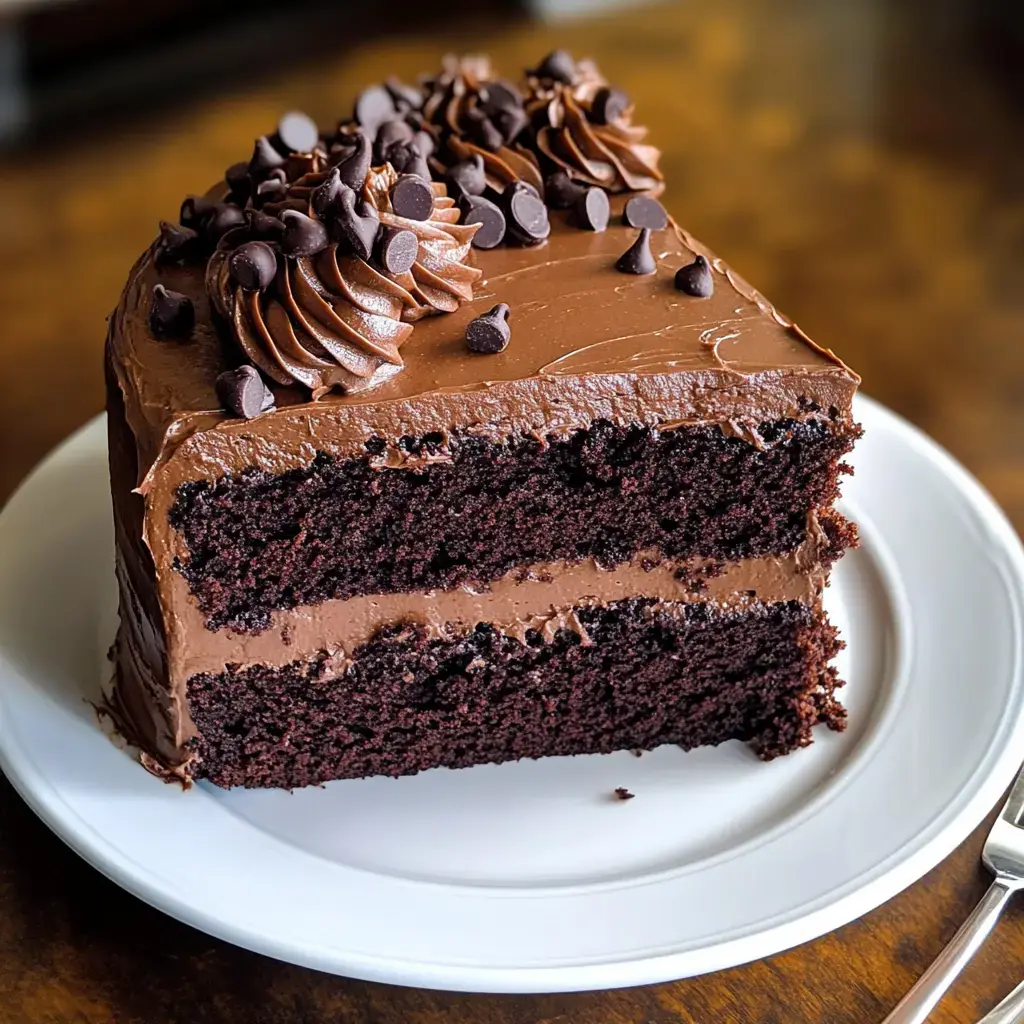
[104,51,861,789]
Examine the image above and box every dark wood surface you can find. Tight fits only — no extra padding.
[2,0,1024,1020]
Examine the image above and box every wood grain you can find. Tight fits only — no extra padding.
[2,0,1024,1020]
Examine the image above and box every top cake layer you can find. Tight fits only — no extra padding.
[111,201,857,489]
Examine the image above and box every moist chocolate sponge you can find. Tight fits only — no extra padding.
[186,598,845,790]
[170,416,860,633]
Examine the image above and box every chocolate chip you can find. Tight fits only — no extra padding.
[492,105,528,144]
[380,139,430,182]
[446,155,486,199]
[311,166,344,220]
[330,188,380,261]
[375,225,418,275]
[245,209,285,240]
[280,210,329,257]
[503,181,550,245]
[180,195,215,229]
[575,187,610,231]
[149,284,194,338]
[156,220,200,264]
[675,254,714,297]
[354,84,396,135]
[533,50,576,84]
[466,108,504,152]
[229,241,278,291]
[481,79,523,115]
[276,111,319,154]
[337,132,372,190]
[623,195,668,231]
[254,177,288,207]
[384,76,423,112]
[614,787,635,801]
[465,303,511,353]
[224,162,251,204]
[202,202,246,242]
[412,129,436,159]
[249,135,286,178]
[590,87,629,125]
[389,174,434,221]
[374,118,414,163]
[615,227,656,274]
[459,194,506,249]
[216,365,275,420]
[544,170,587,209]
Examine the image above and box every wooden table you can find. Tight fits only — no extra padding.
[2,0,1024,1020]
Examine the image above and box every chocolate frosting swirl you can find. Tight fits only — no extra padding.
[207,162,481,398]
[524,58,663,193]
[421,54,545,195]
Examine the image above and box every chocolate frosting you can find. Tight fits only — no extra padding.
[208,165,481,398]
[524,58,662,192]
[421,55,546,195]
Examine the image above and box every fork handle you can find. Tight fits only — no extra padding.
[881,878,1016,1024]
[978,978,1024,1023]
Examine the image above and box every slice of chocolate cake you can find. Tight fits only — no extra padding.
[104,53,861,789]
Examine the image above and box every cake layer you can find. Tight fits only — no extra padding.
[168,416,858,633]
[185,598,845,790]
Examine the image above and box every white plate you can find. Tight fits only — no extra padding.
[0,395,1022,992]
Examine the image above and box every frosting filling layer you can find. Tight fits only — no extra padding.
[167,549,830,680]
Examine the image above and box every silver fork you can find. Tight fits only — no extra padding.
[881,762,1024,1024]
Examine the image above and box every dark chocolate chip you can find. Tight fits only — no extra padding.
[337,132,372,190]
[378,139,430,183]
[590,87,629,125]
[330,187,380,261]
[311,166,344,220]
[466,108,504,152]
[544,170,587,209]
[202,202,246,242]
[229,241,278,291]
[216,365,275,420]
[280,209,329,257]
[533,50,576,84]
[674,254,714,297]
[614,787,635,801]
[481,79,523,115]
[504,182,550,245]
[224,162,252,204]
[245,209,285,240]
[465,303,511,353]
[180,195,215,229]
[254,177,288,207]
[412,129,435,159]
[575,187,610,231]
[156,220,200,264]
[149,284,195,338]
[615,227,656,274]
[354,84,396,135]
[623,195,668,231]
[374,118,414,163]
[459,194,506,249]
[492,105,528,144]
[249,135,286,178]
[390,174,434,221]
[375,225,418,275]
[276,111,319,154]
[384,76,423,112]
[446,155,486,199]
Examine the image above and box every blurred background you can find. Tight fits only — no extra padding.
[0,0,1022,506]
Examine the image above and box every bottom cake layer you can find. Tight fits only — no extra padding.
[185,598,845,790]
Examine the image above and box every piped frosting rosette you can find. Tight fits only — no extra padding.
[208,159,481,398]
[524,53,662,193]
[421,54,545,196]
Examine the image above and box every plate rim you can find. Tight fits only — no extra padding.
[1,394,1023,993]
